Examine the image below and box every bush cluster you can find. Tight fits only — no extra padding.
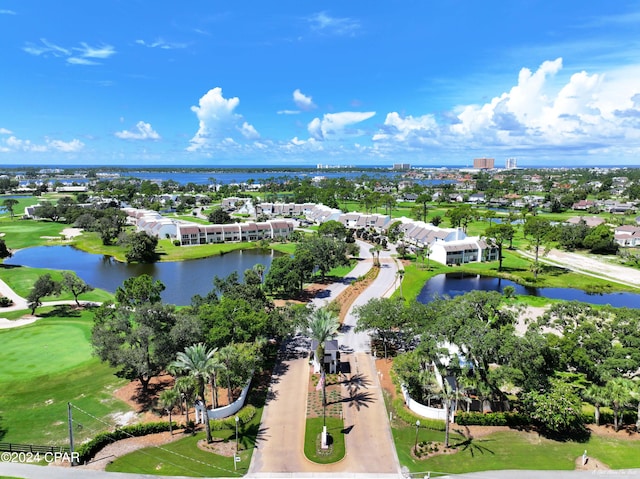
[210,405,256,431]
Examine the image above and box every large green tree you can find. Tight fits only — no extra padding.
[61,271,94,307]
[115,274,165,307]
[92,302,178,392]
[2,198,18,219]
[26,274,61,315]
[122,231,159,263]
[354,297,407,359]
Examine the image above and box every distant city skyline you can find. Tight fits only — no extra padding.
[1,1,640,167]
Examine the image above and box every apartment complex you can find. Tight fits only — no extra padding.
[473,157,495,169]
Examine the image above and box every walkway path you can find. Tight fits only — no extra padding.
[0,276,93,329]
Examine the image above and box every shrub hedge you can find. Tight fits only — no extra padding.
[210,404,256,430]
[455,411,529,427]
[76,421,179,464]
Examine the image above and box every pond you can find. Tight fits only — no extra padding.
[417,273,640,308]
[4,246,277,306]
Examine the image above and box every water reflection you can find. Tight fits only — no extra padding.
[4,245,277,306]
[417,273,640,308]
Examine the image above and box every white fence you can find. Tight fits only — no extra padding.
[401,385,454,422]
[207,379,252,420]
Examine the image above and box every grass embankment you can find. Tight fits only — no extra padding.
[70,230,261,262]
[0,266,112,303]
[0,307,130,445]
[397,247,638,304]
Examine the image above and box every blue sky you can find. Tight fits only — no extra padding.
[1,1,640,167]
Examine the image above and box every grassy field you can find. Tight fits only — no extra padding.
[0,307,130,445]
[107,400,265,477]
[394,427,640,474]
[0,266,112,302]
[106,430,249,477]
[0,220,69,249]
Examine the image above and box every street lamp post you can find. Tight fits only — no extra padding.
[235,416,240,453]
[414,419,421,454]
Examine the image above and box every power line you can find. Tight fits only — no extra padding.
[69,402,241,476]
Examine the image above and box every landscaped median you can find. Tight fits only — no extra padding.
[304,373,345,464]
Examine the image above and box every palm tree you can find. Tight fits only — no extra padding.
[252,263,266,283]
[208,355,225,409]
[173,376,196,426]
[583,384,608,426]
[307,308,340,372]
[170,343,219,443]
[605,377,633,432]
[424,244,432,270]
[159,389,180,435]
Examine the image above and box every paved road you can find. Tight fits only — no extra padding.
[248,242,401,476]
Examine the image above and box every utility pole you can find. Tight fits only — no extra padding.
[67,402,76,466]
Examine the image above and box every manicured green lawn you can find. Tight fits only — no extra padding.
[0,266,113,302]
[107,400,266,477]
[0,220,68,249]
[106,431,248,477]
[154,239,257,261]
[304,417,346,464]
[395,428,640,474]
[0,308,130,445]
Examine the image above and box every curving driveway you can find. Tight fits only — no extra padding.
[248,241,401,477]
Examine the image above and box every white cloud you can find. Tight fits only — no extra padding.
[0,128,12,135]
[277,110,300,115]
[307,12,361,36]
[115,121,161,140]
[135,38,188,50]
[77,43,115,59]
[188,87,258,151]
[307,111,375,140]
[0,9,16,15]
[67,57,99,66]
[0,135,84,153]
[293,89,316,110]
[23,39,115,65]
[369,58,640,162]
[239,122,260,139]
[373,113,439,143]
[47,138,84,152]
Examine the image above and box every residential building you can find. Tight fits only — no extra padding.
[473,158,495,169]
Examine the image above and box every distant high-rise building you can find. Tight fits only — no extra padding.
[393,163,411,171]
[473,158,495,169]
[505,158,517,169]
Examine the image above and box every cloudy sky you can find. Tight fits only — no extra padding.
[1,1,640,167]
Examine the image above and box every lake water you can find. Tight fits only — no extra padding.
[4,246,277,306]
[19,170,452,187]
[417,273,640,308]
